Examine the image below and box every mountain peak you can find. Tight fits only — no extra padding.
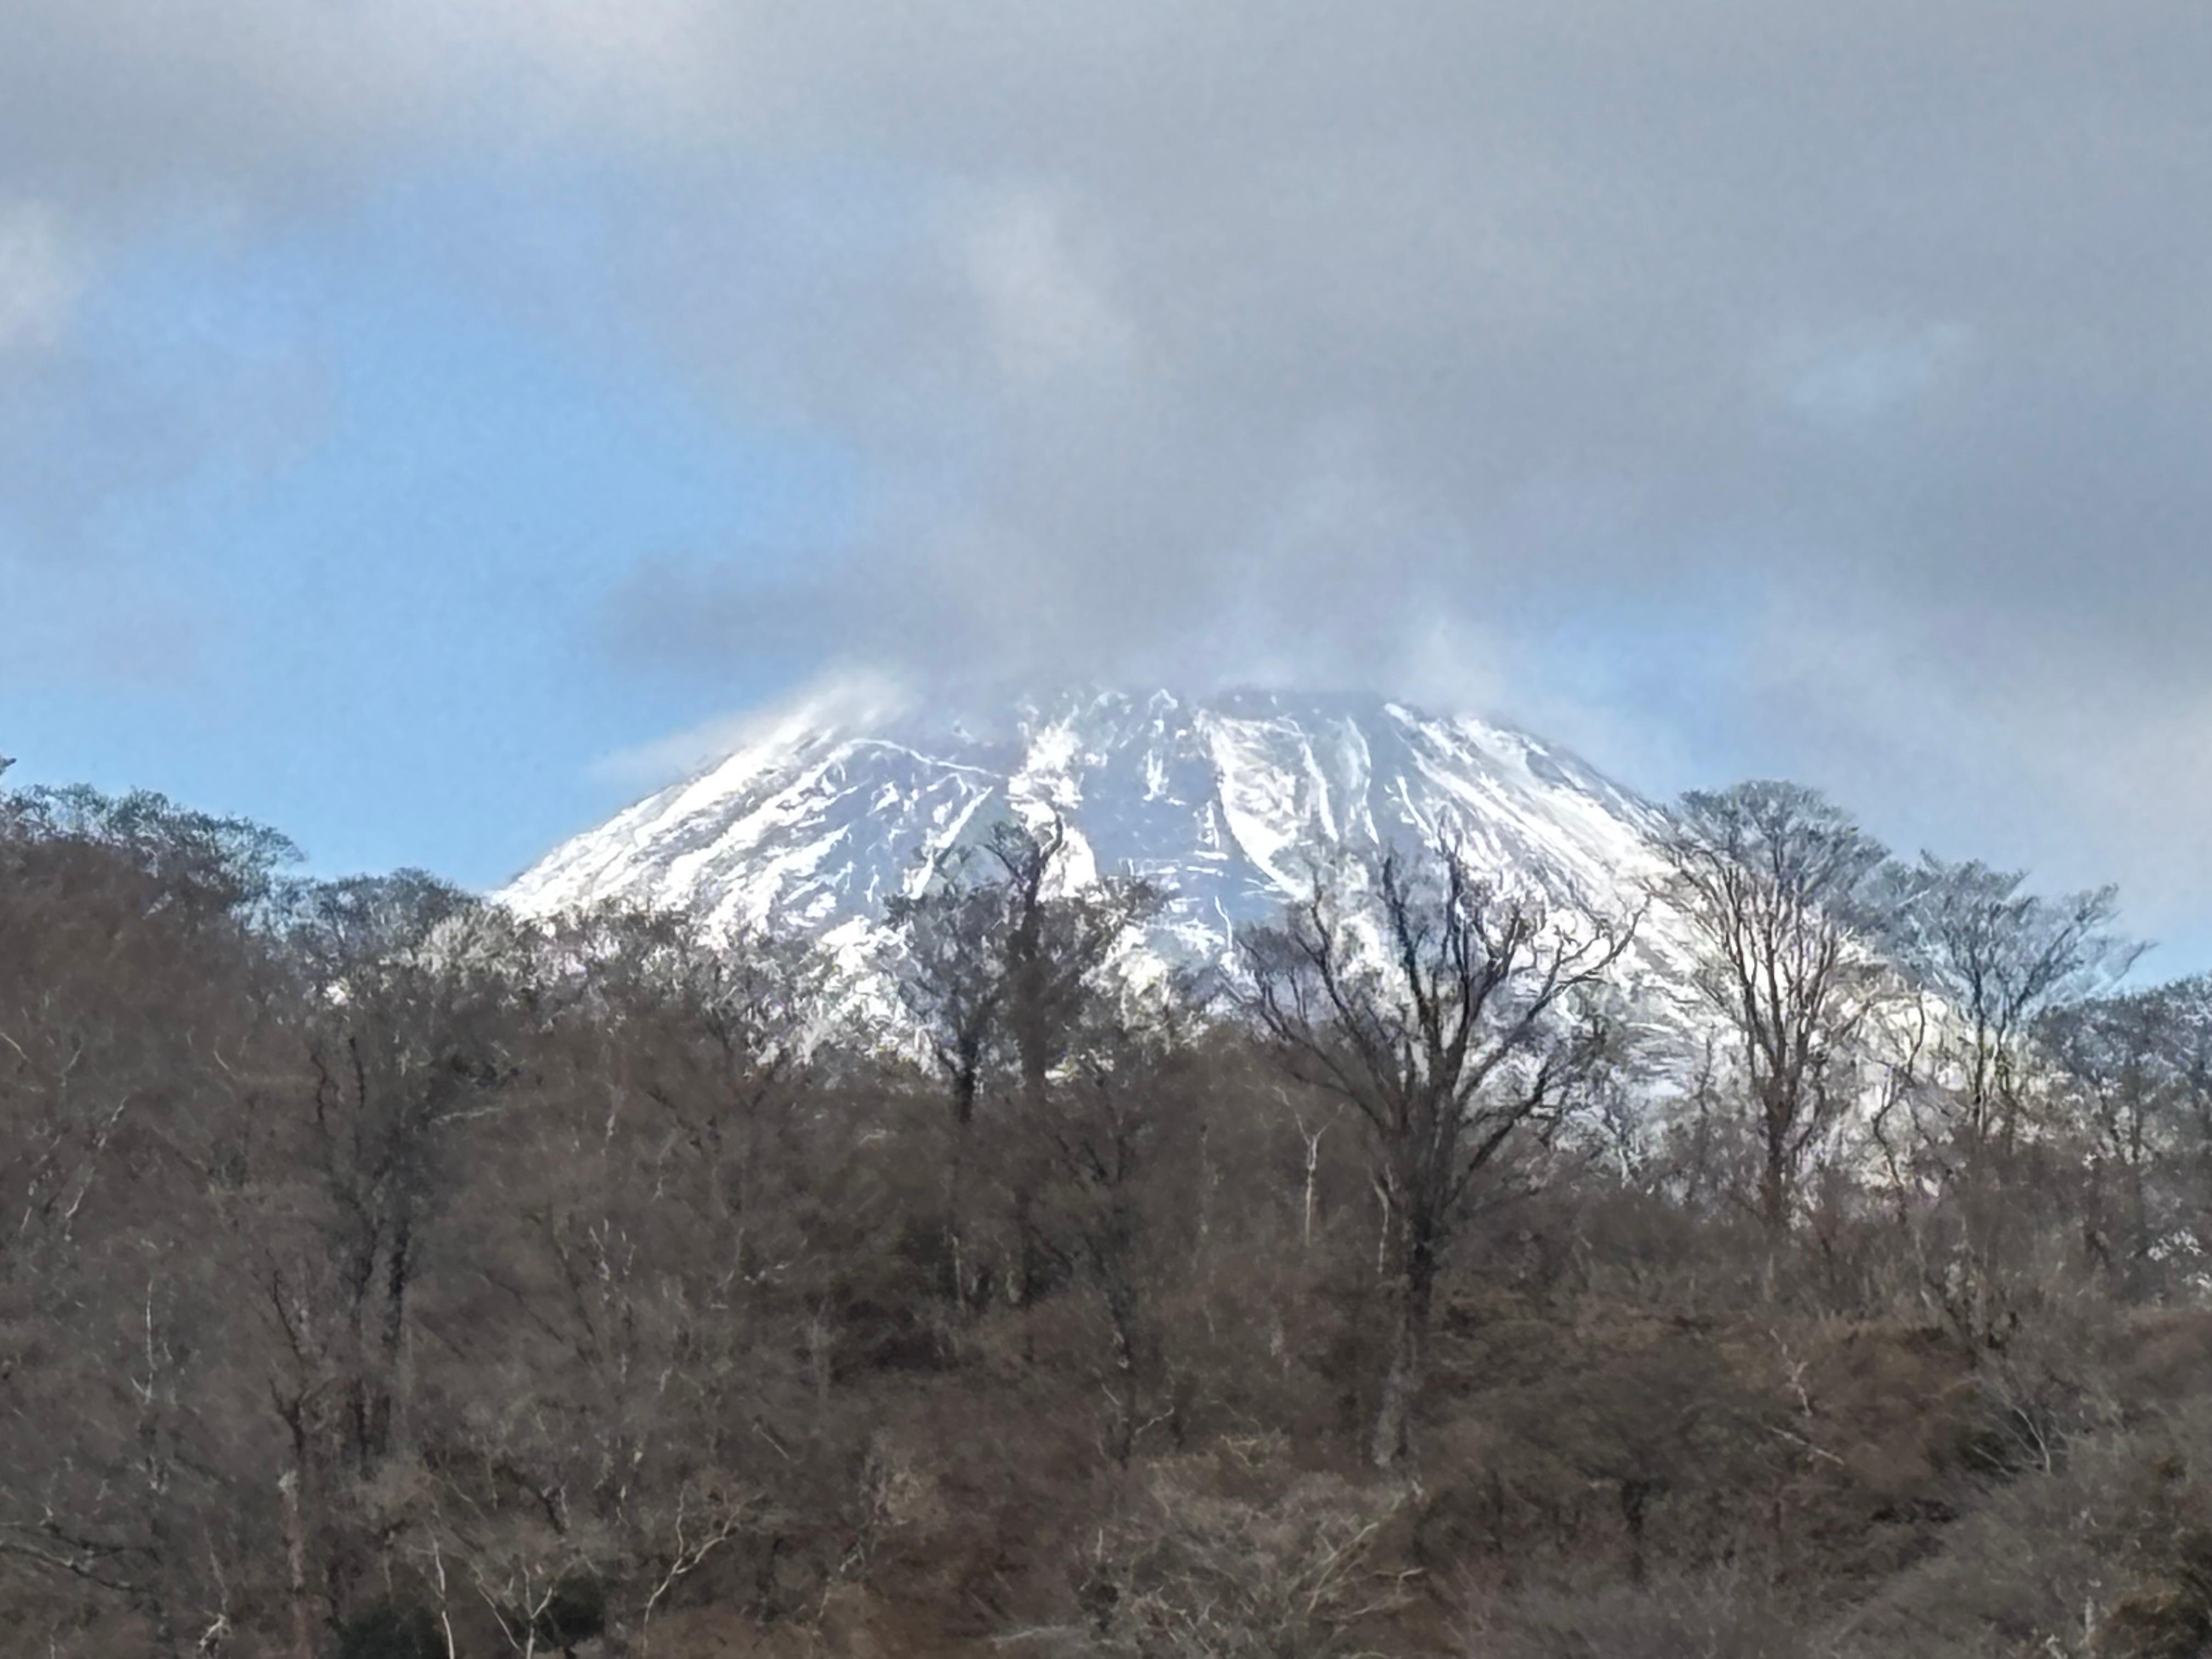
[501,685,1702,1032]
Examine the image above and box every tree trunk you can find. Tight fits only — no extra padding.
[141,1593,183,1659]
[1370,1231,1436,1471]
[1620,1480,1651,1583]
[943,1062,977,1310]
[1760,1091,1792,1234]
[280,1466,318,1659]
[371,1208,415,1463]
[1099,1216,1142,1467]
[943,1135,968,1310]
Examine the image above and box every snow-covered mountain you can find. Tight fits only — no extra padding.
[502,685,1709,1035]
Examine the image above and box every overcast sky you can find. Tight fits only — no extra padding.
[3,2,2210,968]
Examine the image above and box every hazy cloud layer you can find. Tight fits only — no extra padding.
[6,2,2212,948]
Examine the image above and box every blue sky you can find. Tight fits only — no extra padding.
[3,1,2210,972]
[2,177,856,887]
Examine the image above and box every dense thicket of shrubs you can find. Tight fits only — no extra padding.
[5,773,2212,1657]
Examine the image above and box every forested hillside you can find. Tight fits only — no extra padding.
[7,771,2212,1659]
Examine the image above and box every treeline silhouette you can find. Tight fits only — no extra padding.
[7,770,2212,1658]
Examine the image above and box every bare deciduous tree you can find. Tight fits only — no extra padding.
[2041,980,2211,1274]
[889,819,1160,1308]
[1657,783,1889,1232]
[1883,856,2140,1156]
[1242,838,1634,1469]
[255,874,528,1644]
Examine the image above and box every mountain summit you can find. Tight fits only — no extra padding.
[502,685,1706,1021]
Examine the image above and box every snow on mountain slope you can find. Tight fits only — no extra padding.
[503,686,1709,1036]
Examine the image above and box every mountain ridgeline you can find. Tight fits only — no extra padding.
[503,686,1707,1029]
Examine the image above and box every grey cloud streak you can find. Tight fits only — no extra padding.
[7,1,2212,953]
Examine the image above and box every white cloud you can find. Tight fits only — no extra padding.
[0,202,82,354]
[4,0,2212,951]
[1774,323,1973,424]
[958,188,1136,387]
[589,667,916,790]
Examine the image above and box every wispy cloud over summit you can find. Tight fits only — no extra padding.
[4,0,2211,956]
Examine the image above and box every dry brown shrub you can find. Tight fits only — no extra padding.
[997,1447,1413,1658]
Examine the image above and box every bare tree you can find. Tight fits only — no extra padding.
[0,788,298,1657]
[1028,989,1204,1466]
[1883,856,2140,1156]
[409,906,838,1655]
[1656,782,1890,1233]
[549,904,826,1306]
[2038,977,2212,1279]
[889,819,1160,1308]
[255,874,529,1643]
[1240,839,1634,1469]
